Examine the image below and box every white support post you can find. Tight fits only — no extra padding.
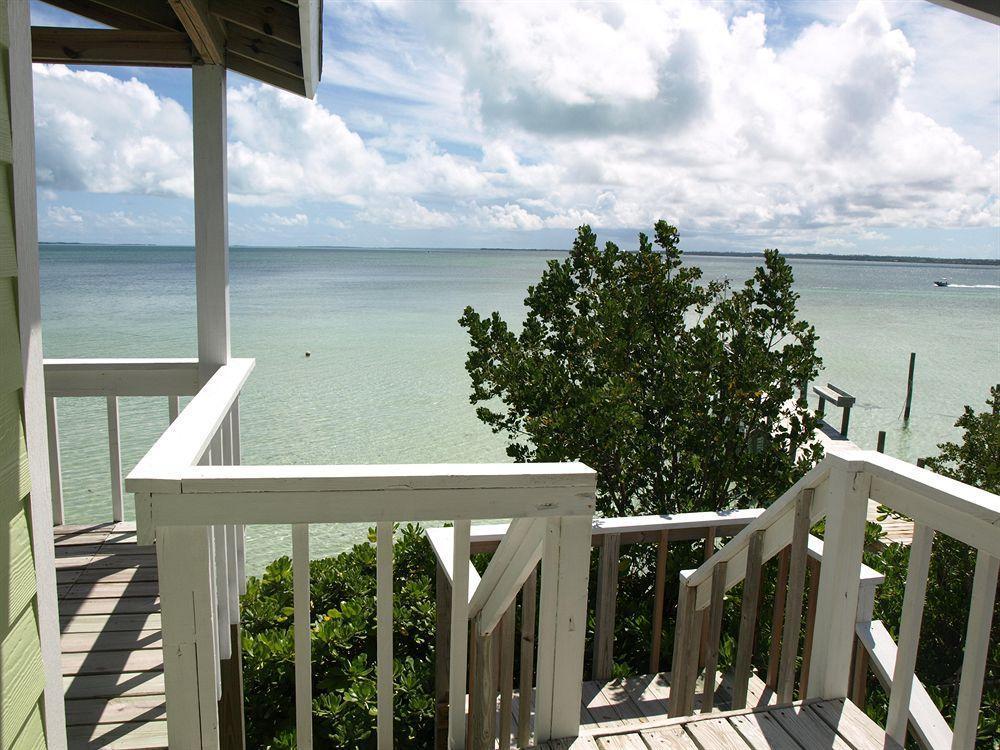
[193,63,230,385]
[46,395,63,526]
[534,515,593,742]
[107,396,124,522]
[447,520,471,750]
[376,521,394,750]
[293,523,313,749]
[158,525,221,748]
[952,551,999,749]
[886,523,934,744]
[807,466,870,699]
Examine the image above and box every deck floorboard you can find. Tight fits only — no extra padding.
[56,524,168,750]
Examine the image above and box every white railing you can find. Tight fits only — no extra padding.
[43,357,201,525]
[427,510,886,750]
[673,447,999,750]
[123,358,597,750]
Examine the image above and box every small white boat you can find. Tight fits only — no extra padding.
[934,278,949,287]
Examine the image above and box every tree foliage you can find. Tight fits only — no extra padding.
[460,222,822,516]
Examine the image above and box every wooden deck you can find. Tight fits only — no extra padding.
[55,523,167,750]
[533,697,899,750]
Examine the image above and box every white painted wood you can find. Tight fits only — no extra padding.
[220,413,239,618]
[126,358,254,494]
[158,525,220,748]
[425,526,482,596]
[376,521,393,749]
[298,0,322,97]
[806,464,870,700]
[857,620,953,749]
[475,519,546,636]
[46,395,64,525]
[293,523,313,749]
[178,461,598,493]
[886,523,935,744]
[535,516,592,741]
[952,550,999,750]
[230,399,246,595]
[169,395,180,423]
[447,520,471,750]
[106,396,124,522]
[212,524,231,660]
[43,358,200,397]
[193,64,230,386]
[150,485,595,526]
[8,0,68,741]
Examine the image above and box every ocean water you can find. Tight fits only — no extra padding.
[39,245,1000,572]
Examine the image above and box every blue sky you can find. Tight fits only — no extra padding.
[32,0,1000,258]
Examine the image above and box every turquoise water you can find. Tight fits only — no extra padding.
[39,245,1000,571]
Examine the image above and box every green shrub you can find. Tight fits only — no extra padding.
[241,524,437,749]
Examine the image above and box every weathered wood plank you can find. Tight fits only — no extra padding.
[66,719,168,749]
[731,530,763,709]
[770,704,853,750]
[640,724,700,748]
[580,680,625,728]
[518,565,538,749]
[595,734,648,749]
[685,717,752,749]
[58,597,160,616]
[809,700,900,750]
[60,614,161,634]
[64,582,160,600]
[61,630,162,654]
[61,649,163,676]
[620,674,670,720]
[776,489,812,704]
[700,562,728,712]
[729,711,800,750]
[63,672,164,700]
[593,533,621,681]
[64,695,167,726]
[30,27,195,67]
[765,548,789,689]
[649,529,669,673]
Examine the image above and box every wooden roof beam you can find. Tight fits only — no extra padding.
[168,0,227,65]
[40,0,185,31]
[208,0,301,47]
[30,28,196,67]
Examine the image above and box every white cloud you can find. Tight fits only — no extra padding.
[31,0,999,253]
[47,205,83,224]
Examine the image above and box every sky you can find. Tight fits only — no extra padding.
[31,0,1000,258]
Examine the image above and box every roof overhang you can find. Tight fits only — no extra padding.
[927,0,1000,24]
[32,0,323,98]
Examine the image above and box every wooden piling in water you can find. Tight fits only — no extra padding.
[904,353,916,421]
[876,431,886,453]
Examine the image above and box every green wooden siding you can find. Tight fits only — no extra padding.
[0,2,47,748]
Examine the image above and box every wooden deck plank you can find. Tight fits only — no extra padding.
[64,673,165,700]
[729,711,801,750]
[64,582,161,600]
[55,533,113,546]
[621,674,671,719]
[61,630,162,654]
[581,680,627,728]
[640,725,700,748]
[66,719,167,749]
[61,614,162,634]
[65,696,167,726]
[60,567,160,584]
[596,734,648,749]
[684,717,753,749]
[62,649,163,676]
[57,554,157,571]
[59,597,160,616]
[770,704,854,750]
[599,679,647,724]
[810,700,901,750]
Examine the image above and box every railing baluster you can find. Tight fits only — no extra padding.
[732,529,764,709]
[106,395,124,522]
[434,562,452,750]
[952,550,999,750]
[517,565,537,749]
[798,556,821,700]
[448,520,471,750]
[169,395,180,423]
[777,488,813,703]
[592,532,620,680]
[293,523,312,749]
[46,395,64,525]
[376,521,394,749]
[648,529,669,673]
[766,547,790,689]
[498,602,515,749]
[699,527,717,667]
[231,399,246,596]
[700,561,728,711]
[470,615,497,750]
[209,431,231,661]
[886,523,934,744]
[221,414,239,618]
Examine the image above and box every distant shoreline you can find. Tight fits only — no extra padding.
[39,242,1000,266]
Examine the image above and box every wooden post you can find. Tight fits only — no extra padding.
[497,604,515,749]
[534,516,592,742]
[469,617,496,750]
[903,352,916,422]
[376,521,394,750]
[876,431,886,453]
[292,524,312,749]
[435,564,452,750]
[158,525,220,747]
[592,533,620,680]
[448,521,471,750]
[648,530,669,673]
[806,462,869,699]
[218,623,246,750]
[107,396,124,522]
[193,63,231,385]
[700,562,728,711]
[699,527,716,667]
[732,530,764,709]
[46,395,64,526]
[798,558,821,701]
[777,489,813,704]
[766,548,790,689]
